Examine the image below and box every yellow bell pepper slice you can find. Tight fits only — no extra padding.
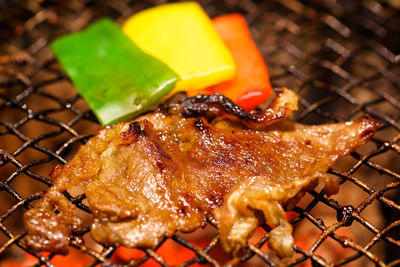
[122,2,236,92]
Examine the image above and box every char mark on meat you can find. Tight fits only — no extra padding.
[24,88,381,258]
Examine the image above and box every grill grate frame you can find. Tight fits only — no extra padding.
[0,0,399,266]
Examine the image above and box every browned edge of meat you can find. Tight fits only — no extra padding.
[23,88,381,260]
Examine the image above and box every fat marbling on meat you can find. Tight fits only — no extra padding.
[24,88,380,258]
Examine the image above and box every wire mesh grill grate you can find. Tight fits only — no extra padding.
[0,0,399,266]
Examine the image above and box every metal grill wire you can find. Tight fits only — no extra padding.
[0,0,399,266]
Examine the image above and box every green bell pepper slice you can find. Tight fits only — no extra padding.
[51,18,178,126]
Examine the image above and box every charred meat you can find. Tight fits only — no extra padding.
[24,88,380,257]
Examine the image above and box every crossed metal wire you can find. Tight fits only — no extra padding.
[0,0,399,266]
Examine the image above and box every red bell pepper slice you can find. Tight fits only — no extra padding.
[189,14,273,110]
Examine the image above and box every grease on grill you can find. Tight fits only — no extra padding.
[337,205,355,227]
[1,1,399,266]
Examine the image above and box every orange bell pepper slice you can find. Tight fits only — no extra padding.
[189,14,273,110]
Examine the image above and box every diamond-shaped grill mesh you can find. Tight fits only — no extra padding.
[0,0,399,266]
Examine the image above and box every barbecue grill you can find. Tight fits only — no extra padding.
[0,0,399,266]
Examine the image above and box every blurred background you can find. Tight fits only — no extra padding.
[0,0,399,266]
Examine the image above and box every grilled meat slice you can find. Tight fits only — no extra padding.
[24,88,380,258]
